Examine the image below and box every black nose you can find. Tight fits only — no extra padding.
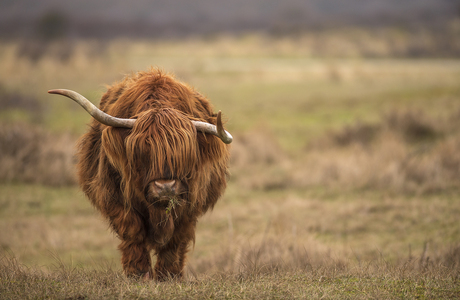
[154,179,176,192]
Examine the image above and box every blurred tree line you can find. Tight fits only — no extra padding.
[1,0,460,59]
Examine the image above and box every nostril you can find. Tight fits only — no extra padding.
[167,180,176,190]
[154,179,176,191]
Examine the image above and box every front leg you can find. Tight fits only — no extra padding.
[105,204,152,278]
[119,240,153,279]
[154,218,196,281]
[154,241,189,281]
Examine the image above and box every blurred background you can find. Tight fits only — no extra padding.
[1,0,459,39]
[1,0,460,276]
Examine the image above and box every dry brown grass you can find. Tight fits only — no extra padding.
[1,242,459,299]
[1,133,460,298]
[0,123,76,186]
[0,85,44,122]
[228,108,460,195]
[292,109,460,194]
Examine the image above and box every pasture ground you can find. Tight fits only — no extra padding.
[0,35,460,298]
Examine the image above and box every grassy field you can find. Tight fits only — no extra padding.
[1,36,460,299]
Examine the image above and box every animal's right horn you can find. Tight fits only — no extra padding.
[48,89,136,128]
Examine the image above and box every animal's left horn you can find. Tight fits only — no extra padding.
[48,89,136,128]
[192,111,233,144]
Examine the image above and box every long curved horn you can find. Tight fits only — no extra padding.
[48,89,136,128]
[48,89,233,144]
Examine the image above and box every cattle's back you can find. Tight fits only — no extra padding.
[99,69,216,123]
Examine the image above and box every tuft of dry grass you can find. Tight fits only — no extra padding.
[0,85,44,122]
[229,128,292,191]
[0,123,76,186]
[289,108,460,194]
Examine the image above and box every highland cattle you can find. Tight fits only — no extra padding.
[49,68,232,280]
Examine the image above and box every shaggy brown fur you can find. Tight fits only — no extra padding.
[77,68,230,280]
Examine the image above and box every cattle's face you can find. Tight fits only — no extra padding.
[102,108,199,207]
[143,147,188,209]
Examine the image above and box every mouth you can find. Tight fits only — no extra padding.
[150,197,173,209]
[149,196,184,216]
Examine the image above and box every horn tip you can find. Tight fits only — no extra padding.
[224,136,233,144]
[48,89,63,95]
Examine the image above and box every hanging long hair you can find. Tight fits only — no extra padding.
[77,68,230,247]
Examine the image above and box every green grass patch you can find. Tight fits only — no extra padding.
[0,184,91,218]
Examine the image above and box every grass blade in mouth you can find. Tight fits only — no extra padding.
[165,196,179,215]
